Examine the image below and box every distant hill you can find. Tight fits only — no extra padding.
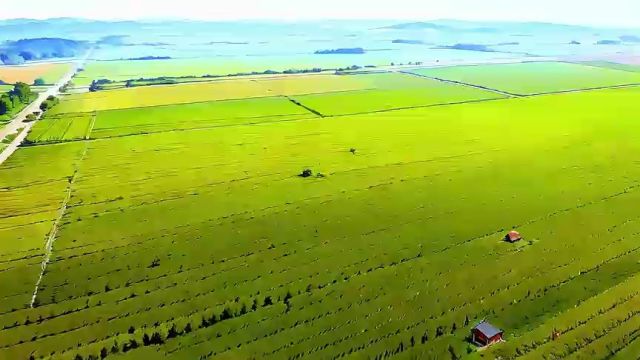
[380,22,450,31]
[0,38,88,64]
[392,39,429,45]
[619,35,640,43]
[377,20,607,36]
[97,35,129,45]
[596,39,621,45]
[436,43,495,52]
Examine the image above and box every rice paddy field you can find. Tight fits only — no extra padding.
[3,61,640,360]
[0,63,72,85]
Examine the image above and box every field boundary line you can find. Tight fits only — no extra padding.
[398,70,520,97]
[330,96,507,117]
[33,116,60,143]
[521,82,640,97]
[561,60,640,74]
[59,118,75,142]
[29,141,90,308]
[85,111,97,140]
[286,96,325,117]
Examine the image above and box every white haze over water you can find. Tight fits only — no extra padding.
[1,0,639,28]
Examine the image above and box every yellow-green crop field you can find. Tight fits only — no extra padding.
[3,62,640,360]
[51,73,404,114]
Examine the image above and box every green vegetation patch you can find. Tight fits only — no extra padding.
[26,113,93,143]
[0,142,86,312]
[52,72,477,114]
[0,83,38,121]
[2,87,640,359]
[49,79,275,114]
[4,82,640,359]
[579,61,640,73]
[410,61,640,95]
[90,96,313,138]
[292,78,502,115]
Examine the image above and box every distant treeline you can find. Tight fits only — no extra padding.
[87,64,379,91]
[107,56,173,61]
[315,48,365,55]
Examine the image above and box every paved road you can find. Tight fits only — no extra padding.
[0,56,87,165]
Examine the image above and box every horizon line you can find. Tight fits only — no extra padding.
[0,16,636,30]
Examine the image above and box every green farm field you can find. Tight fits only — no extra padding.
[30,97,313,141]
[3,61,640,360]
[50,73,404,114]
[410,61,640,95]
[580,61,640,73]
[26,113,94,143]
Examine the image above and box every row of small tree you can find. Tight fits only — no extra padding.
[39,95,59,112]
[66,294,280,360]
[89,79,113,92]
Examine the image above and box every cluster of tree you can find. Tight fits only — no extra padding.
[0,82,33,116]
[24,112,40,122]
[89,79,113,92]
[39,95,59,112]
[60,81,72,93]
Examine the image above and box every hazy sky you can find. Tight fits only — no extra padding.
[2,0,639,28]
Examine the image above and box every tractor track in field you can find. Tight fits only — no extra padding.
[85,111,97,139]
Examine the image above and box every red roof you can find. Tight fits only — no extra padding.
[507,231,522,242]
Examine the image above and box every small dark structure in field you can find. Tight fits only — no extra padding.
[505,230,522,243]
[471,321,503,347]
[299,169,313,178]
